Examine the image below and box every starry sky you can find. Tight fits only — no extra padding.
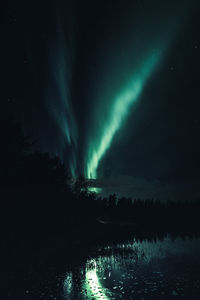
[4,0,200,198]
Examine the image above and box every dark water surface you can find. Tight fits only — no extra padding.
[3,234,200,299]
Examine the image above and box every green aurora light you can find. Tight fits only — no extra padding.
[86,49,162,179]
[45,1,190,180]
[84,1,190,181]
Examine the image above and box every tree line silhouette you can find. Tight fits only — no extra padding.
[1,112,200,236]
[94,194,200,230]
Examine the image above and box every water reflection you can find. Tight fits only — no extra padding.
[63,236,200,299]
[84,259,111,299]
[63,273,73,298]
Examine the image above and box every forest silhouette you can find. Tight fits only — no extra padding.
[1,110,200,240]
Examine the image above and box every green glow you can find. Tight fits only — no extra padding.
[84,1,190,180]
[47,24,77,178]
[86,50,161,179]
[88,187,102,193]
[84,259,111,300]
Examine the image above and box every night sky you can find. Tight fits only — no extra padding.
[4,0,200,198]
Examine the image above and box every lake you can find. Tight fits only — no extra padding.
[4,233,200,299]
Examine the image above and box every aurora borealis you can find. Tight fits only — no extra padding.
[85,51,161,179]
[82,0,189,180]
[6,0,200,188]
[3,1,200,298]
[47,0,189,181]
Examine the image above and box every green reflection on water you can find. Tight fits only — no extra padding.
[84,259,111,300]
